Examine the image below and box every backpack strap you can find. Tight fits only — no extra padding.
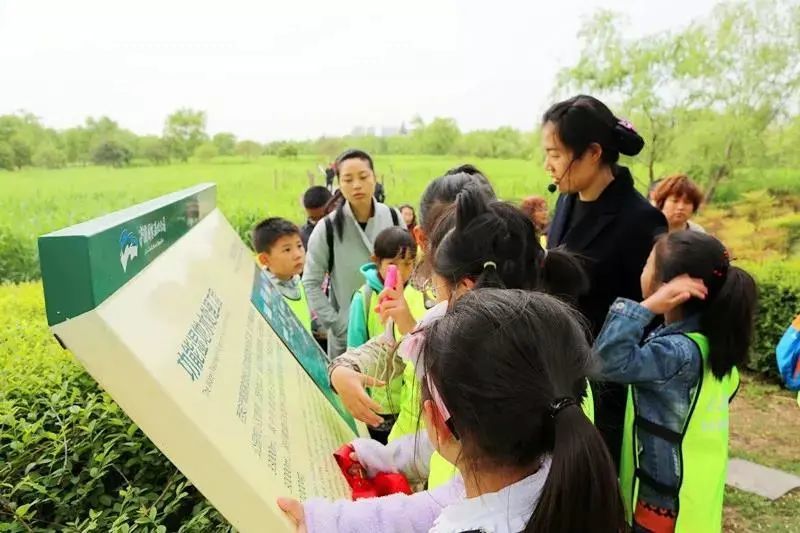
[325,217,334,274]
[390,208,399,227]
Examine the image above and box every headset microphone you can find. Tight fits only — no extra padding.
[547,183,557,194]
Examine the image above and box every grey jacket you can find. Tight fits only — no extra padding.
[302,199,400,358]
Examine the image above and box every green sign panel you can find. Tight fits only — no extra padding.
[38,184,216,326]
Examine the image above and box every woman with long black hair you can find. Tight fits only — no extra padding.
[542,95,667,466]
[302,149,401,359]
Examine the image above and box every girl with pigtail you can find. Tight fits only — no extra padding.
[594,230,757,532]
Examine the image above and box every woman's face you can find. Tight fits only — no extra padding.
[662,195,695,228]
[401,207,415,226]
[542,121,601,194]
[532,207,549,229]
[338,158,376,209]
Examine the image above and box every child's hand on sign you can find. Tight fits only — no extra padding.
[330,366,386,427]
[276,498,306,532]
[376,284,416,336]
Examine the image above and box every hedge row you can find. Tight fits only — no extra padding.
[0,283,232,532]
[744,260,800,379]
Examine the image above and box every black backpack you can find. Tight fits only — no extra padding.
[325,207,399,274]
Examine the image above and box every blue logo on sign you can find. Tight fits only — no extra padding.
[119,229,139,272]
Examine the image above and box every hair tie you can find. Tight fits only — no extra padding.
[617,118,636,132]
[483,261,497,271]
[548,397,576,419]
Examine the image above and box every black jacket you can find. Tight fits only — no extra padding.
[548,166,666,465]
[548,166,666,336]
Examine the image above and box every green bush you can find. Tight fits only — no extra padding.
[0,227,39,283]
[32,146,67,170]
[744,260,800,379]
[0,283,232,532]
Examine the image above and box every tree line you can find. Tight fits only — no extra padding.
[1,0,797,201]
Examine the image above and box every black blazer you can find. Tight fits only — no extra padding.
[548,166,667,337]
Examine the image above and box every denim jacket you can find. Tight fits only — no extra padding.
[594,298,703,513]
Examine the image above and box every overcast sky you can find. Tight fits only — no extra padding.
[0,0,721,141]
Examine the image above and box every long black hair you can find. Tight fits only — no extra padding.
[543,95,644,168]
[325,148,375,239]
[422,289,626,533]
[429,185,589,304]
[653,231,758,379]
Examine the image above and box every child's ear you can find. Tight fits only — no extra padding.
[256,252,269,268]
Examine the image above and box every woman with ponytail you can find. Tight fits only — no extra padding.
[594,231,757,532]
[302,149,402,358]
[542,95,667,465]
[422,289,625,533]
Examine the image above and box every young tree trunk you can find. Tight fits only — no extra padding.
[705,141,734,204]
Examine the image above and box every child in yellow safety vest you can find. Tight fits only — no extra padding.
[594,231,758,533]
[347,226,425,443]
[252,217,313,332]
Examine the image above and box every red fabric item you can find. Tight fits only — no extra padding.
[333,444,413,500]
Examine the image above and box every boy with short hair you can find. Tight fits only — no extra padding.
[299,186,333,248]
[252,217,312,332]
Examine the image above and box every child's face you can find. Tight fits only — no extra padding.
[640,248,660,299]
[378,250,416,287]
[259,234,305,280]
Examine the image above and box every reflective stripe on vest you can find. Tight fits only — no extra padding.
[619,332,739,533]
[285,283,311,332]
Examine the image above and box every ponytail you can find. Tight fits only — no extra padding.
[702,266,758,379]
[526,405,626,533]
[324,189,347,239]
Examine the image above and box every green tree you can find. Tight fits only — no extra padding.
[277,143,299,159]
[163,109,207,163]
[236,140,262,159]
[194,142,219,162]
[32,145,67,169]
[558,0,800,199]
[212,132,236,156]
[92,140,132,167]
[420,117,460,155]
[0,141,14,170]
[62,127,91,164]
[10,136,32,169]
[682,0,800,201]
[556,11,697,183]
[137,136,170,165]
